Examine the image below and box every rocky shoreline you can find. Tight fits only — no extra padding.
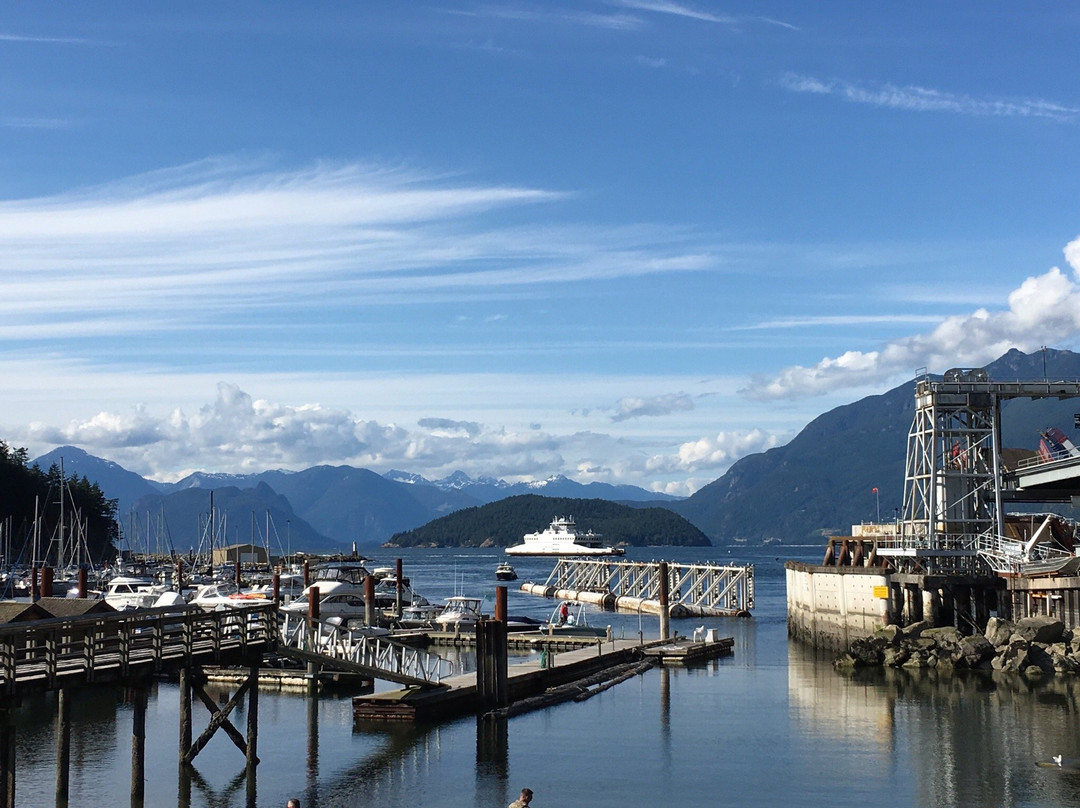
[835,615,1080,677]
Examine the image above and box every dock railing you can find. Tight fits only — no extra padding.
[0,602,277,696]
[278,612,455,685]
[542,558,754,613]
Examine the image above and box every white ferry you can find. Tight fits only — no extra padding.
[505,516,625,557]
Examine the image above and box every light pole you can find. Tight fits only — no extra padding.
[873,487,880,522]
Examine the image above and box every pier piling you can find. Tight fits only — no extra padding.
[130,682,148,807]
[364,575,376,627]
[56,688,72,806]
[659,562,670,640]
[0,703,14,808]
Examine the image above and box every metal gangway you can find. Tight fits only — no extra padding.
[277,613,455,687]
[542,558,754,613]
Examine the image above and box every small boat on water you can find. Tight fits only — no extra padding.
[102,575,177,611]
[505,516,625,557]
[396,602,443,629]
[495,563,518,581]
[541,600,610,638]
[434,595,485,629]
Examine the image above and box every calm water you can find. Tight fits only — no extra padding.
[12,545,1080,807]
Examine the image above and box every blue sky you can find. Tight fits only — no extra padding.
[3,3,1080,494]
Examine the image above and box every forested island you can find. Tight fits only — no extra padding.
[384,494,710,548]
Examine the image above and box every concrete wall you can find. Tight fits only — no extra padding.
[785,562,890,653]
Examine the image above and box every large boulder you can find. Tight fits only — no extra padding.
[902,620,931,639]
[994,637,1031,673]
[847,636,885,666]
[883,646,910,667]
[1015,616,1065,645]
[984,616,1016,648]
[957,634,995,668]
[873,625,903,645]
[923,626,963,645]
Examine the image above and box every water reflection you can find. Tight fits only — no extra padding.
[790,637,1080,807]
[476,716,509,807]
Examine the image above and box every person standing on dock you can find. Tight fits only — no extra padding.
[509,787,534,808]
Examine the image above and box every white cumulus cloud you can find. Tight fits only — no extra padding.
[741,238,1080,400]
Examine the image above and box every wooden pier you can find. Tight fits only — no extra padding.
[0,601,278,808]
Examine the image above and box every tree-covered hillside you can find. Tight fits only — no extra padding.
[0,441,118,564]
[385,494,710,548]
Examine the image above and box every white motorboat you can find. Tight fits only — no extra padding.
[433,596,486,629]
[281,561,377,625]
[372,575,429,610]
[396,602,444,629]
[505,516,625,557]
[103,576,172,610]
[495,563,518,581]
[189,580,267,610]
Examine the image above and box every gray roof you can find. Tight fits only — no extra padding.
[0,601,51,624]
[35,597,116,618]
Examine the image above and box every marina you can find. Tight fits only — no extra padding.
[2,547,1080,807]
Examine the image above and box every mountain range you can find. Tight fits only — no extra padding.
[671,348,1080,542]
[28,449,680,551]
[26,347,1080,549]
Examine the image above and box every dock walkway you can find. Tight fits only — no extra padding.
[353,635,731,722]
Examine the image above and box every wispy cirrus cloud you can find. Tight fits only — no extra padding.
[1,117,71,129]
[780,73,1079,121]
[0,32,103,45]
[740,237,1080,400]
[446,6,643,32]
[0,157,717,341]
[612,0,797,30]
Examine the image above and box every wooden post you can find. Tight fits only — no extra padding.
[246,664,259,772]
[364,575,376,627]
[302,559,310,588]
[272,573,281,603]
[41,566,53,599]
[395,558,404,619]
[476,620,508,708]
[0,703,15,808]
[31,566,38,602]
[495,585,507,624]
[131,683,148,807]
[77,567,87,599]
[176,559,185,595]
[179,667,192,766]
[658,561,670,640]
[246,664,260,806]
[307,586,320,682]
[56,688,72,806]
[234,560,241,587]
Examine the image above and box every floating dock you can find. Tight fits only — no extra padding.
[353,635,732,722]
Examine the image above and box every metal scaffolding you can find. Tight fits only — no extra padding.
[542,558,754,613]
[882,369,1080,574]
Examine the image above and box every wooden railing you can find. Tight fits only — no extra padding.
[0,602,278,696]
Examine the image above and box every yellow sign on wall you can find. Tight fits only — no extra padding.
[872,585,889,599]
